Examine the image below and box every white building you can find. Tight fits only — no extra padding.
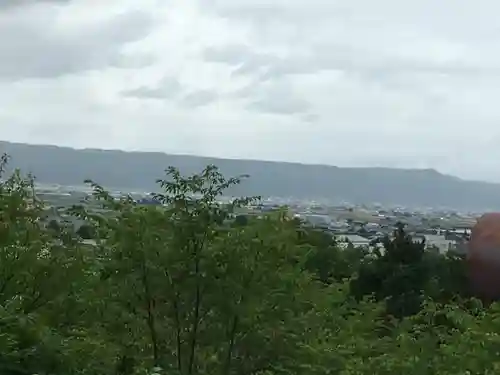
[337,234,371,249]
[414,234,457,254]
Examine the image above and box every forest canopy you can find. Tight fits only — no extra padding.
[0,153,498,375]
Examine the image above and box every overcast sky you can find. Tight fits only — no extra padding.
[1,0,500,181]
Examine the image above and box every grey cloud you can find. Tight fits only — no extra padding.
[248,96,310,115]
[122,78,181,99]
[180,90,218,108]
[204,43,500,93]
[243,81,313,116]
[111,53,156,69]
[122,80,218,108]
[203,44,348,80]
[203,45,278,80]
[206,0,500,32]
[202,1,500,86]
[233,61,274,80]
[203,45,252,65]
[0,0,70,9]
[94,11,153,45]
[201,0,288,23]
[306,44,500,77]
[204,45,277,67]
[231,83,260,98]
[230,74,313,116]
[301,113,319,123]
[0,9,154,80]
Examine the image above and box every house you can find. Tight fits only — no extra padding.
[337,234,371,249]
[301,214,332,228]
[414,234,456,254]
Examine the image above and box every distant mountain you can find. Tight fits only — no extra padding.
[1,141,499,210]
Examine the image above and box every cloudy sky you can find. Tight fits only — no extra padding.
[1,0,500,181]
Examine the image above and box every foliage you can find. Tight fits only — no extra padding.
[0,154,497,374]
[76,224,95,239]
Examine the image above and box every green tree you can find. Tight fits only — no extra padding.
[299,226,365,283]
[76,223,95,239]
[70,165,325,374]
[350,223,428,318]
[232,214,248,227]
[0,154,86,374]
[47,219,61,232]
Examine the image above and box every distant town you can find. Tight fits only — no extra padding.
[36,182,475,256]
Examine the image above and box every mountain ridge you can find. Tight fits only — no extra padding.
[2,141,460,176]
[0,140,498,210]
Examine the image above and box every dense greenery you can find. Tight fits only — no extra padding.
[0,154,498,375]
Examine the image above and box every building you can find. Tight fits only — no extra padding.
[300,214,332,228]
[337,234,371,249]
[413,234,457,254]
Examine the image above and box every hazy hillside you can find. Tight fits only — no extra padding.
[1,141,499,210]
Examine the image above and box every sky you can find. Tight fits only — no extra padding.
[1,0,500,182]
